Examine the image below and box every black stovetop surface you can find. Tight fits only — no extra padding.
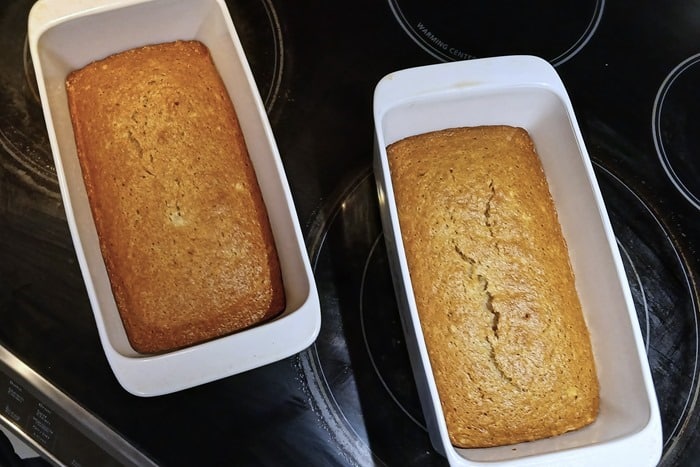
[1,0,699,465]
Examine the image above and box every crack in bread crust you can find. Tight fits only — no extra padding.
[65,40,286,353]
[387,125,599,448]
[453,244,521,391]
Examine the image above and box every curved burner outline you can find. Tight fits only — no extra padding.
[595,162,699,455]
[550,0,605,66]
[255,0,284,112]
[22,35,40,105]
[296,345,375,466]
[20,2,286,112]
[0,124,56,193]
[652,52,700,211]
[2,0,285,194]
[359,233,428,432]
[387,0,605,66]
[0,33,57,193]
[301,163,700,465]
[297,169,388,466]
[617,239,651,352]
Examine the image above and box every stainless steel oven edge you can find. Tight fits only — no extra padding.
[0,346,156,466]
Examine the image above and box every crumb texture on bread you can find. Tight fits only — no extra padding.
[387,125,599,448]
[66,40,285,354]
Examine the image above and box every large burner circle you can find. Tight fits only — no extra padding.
[298,159,699,465]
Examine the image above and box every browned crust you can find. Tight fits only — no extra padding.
[66,40,285,354]
[387,125,599,448]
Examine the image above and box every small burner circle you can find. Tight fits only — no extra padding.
[652,53,700,210]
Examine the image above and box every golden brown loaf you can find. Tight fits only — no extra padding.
[387,125,599,448]
[65,40,285,354]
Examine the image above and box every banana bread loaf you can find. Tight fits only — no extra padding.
[65,40,285,354]
[387,125,599,448]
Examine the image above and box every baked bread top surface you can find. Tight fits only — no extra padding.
[387,125,599,448]
[66,40,284,353]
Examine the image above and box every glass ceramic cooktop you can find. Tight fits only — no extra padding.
[0,0,698,465]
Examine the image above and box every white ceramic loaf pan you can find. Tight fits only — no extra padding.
[27,0,320,397]
[373,56,662,466]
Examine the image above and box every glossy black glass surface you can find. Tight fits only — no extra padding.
[1,0,699,465]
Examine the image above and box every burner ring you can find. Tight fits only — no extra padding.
[0,0,285,195]
[388,0,605,65]
[595,162,699,460]
[617,239,652,352]
[360,234,428,432]
[652,53,700,210]
[241,0,285,112]
[300,161,700,465]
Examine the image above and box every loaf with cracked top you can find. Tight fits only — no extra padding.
[386,125,599,448]
[65,40,285,354]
